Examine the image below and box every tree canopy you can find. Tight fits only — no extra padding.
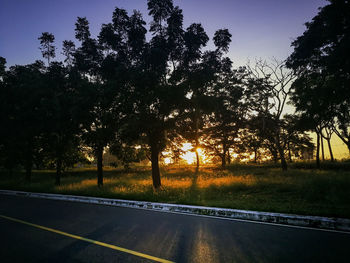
[4,0,348,188]
[287,0,350,153]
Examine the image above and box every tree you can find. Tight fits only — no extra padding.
[75,17,90,41]
[174,26,238,171]
[288,71,335,167]
[3,61,46,181]
[203,63,246,168]
[148,0,174,34]
[74,14,127,187]
[175,23,209,172]
[127,10,147,61]
[321,123,335,162]
[213,29,232,53]
[38,32,55,65]
[0,57,20,174]
[62,40,75,66]
[239,129,263,163]
[287,0,350,153]
[283,114,314,162]
[125,1,182,188]
[109,140,146,169]
[246,59,296,170]
[0,57,5,76]
[42,62,82,185]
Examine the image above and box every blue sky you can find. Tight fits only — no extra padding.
[0,0,326,67]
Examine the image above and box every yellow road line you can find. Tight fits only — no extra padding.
[0,214,174,263]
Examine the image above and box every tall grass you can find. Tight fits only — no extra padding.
[1,164,350,218]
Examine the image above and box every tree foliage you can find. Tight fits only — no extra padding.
[1,0,331,189]
[287,0,350,153]
[38,32,55,65]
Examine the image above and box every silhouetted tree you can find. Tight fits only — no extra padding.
[0,57,5,76]
[287,0,350,153]
[148,0,174,34]
[204,62,246,168]
[3,61,46,181]
[321,125,335,162]
[176,23,209,172]
[125,1,183,188]
[239,129,263,163]
[74,14,126,187]
[62,40,75,66]
[246,59,296,170]
[38,32,55,65]
[283,114,314,162]
[42,62,82,185]
[0,57,19,174]
[75,17,90,41]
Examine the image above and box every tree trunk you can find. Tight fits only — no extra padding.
[55,158,62,186]
[326,138,334,162]
[195,150,200,172]
[276,134,287,171]
[150,141,161,188]
[268,145,278,163]
[97,146,104,187]
[254,148,257,163]
[278,145,288,171]
[221,154,225,168]
[316,132,320,169]
[194,108,200,173]
[227,149,231,165]
[288,142,292,162]
[194,128,200,172]
[221,142,227,168]
[320,136,325,161]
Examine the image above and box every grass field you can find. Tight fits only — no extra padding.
[1,162,350,218]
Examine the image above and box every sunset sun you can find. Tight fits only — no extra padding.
[179,143,209,165]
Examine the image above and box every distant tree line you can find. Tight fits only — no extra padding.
[0,0,348,188]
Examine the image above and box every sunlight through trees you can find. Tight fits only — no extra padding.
[0,0,349,188]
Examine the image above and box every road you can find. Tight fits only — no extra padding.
[0,194,349,263]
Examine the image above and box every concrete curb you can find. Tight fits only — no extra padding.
[1,189,350,232]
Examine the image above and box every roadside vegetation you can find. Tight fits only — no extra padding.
[0,0,349,222]
[1,0,349,190]
[1,162,350,219]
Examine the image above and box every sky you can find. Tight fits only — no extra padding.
[1,0,347,159]
[0,0,326,67]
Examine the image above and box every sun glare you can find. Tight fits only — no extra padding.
[178,143,210,164]
[181,151,196,164]
[162,142,212,165]
[197,148,210,164]
[164,157,172,165]
[181,143,192,151]
[178,143,195,164]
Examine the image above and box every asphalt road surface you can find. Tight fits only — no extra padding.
[1,194,350,263]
